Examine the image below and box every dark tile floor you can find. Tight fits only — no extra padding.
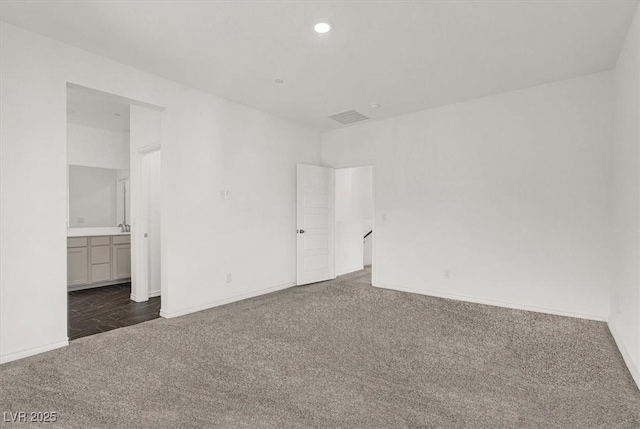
[68,283,161,341]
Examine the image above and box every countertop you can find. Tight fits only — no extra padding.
[67,227,131,237]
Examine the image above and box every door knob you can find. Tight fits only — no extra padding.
[298,229,305,234]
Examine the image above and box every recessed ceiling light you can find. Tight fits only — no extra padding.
[370,104,381,109]
[275,79,284,84]
[314,22,331,34]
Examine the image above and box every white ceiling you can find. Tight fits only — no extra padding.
[67,85,130,132]
[2,0,638,131]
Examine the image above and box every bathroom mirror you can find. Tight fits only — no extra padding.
[68,165,130,228]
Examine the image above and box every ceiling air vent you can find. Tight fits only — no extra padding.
[327,109,370,125]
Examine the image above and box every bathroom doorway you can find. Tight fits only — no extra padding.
[66,84,163,340]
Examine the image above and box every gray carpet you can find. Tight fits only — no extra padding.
[1,268,639,428]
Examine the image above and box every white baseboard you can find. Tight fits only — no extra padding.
[159,282,295,319]
[68,278,131,292]
[336,265,365,277]
[130,291,161,301]
[0,339,69,365]
[374,283,607,322]
[130,293,145,302]
[608,321,640,390]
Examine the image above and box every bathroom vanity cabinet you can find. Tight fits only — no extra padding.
[67,234,131,290]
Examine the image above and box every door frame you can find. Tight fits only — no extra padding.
[130,143,161,302]
[324,160,377,286]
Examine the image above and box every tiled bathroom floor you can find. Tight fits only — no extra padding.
[68,283,161,340]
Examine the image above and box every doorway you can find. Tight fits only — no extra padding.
[334,165,374,280]
[296,163,374,287]
[65,84,163,340]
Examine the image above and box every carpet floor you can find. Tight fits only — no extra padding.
[1,267,639,428]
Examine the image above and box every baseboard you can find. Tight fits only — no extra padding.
[68,278,131,292]
[608,321,640,390]
[130,293,145,302]
[0,339,69,365]
[374,283,607,322]
[336,265,365,277]
[131,290,161,302]
[159,282,295,319]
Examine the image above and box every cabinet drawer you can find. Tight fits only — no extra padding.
[112,235,131,244]
[91,263,111,282]
[91,245,110,264]
[90,236,110,246]
[67,237,87,248]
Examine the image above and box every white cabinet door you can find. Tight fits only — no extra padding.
[296,164,335,285]
[68,247,89,286]
[91,263,111,282]
[112,244,131,280]
[91,245,110,264]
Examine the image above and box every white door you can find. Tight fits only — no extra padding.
[297,164,335,285]
[146,151,162,297]
[132,149,161,302]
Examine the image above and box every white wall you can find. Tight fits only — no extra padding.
[0,23,320,363]
[335,166,373,275]
[67,122,130,230]
[364,234,373,267]
[323,72,613,320]
[68,165,117,227]
[67,123,129,170]
[610,6,640,386]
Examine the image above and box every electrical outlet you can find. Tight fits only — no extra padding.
[226,273,232,284]
[444,270,451,280]
[77,217,85,223]
[225,190,231,200]
[219,190,226,200]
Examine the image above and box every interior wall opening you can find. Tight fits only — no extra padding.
[334,165,374,282]
[66,84,163,340]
